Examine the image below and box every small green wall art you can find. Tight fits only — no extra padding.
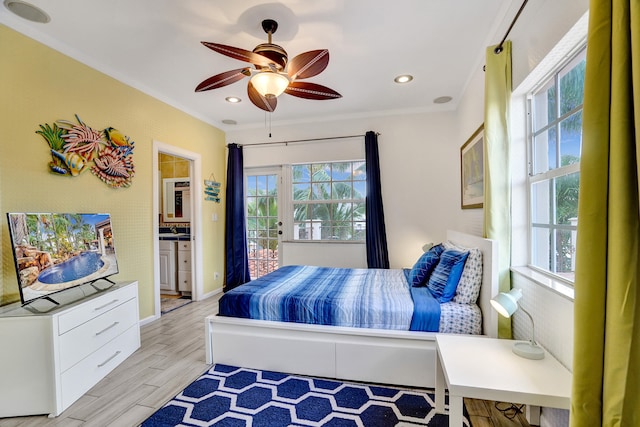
[204,175,221,203]
[36,114,135,188]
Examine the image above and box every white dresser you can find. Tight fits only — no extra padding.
[0,280,140,417]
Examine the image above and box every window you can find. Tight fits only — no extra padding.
[292,161,366,241]
[528,47,586,283]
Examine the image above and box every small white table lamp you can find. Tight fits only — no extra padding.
[490,288,545,360]
[421,242,434,252]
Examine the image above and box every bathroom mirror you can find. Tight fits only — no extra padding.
[163,178,191,222]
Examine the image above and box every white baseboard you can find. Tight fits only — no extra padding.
[140,314,160,326]
[200,287,223,300]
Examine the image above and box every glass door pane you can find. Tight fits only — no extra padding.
[245,170,281,279]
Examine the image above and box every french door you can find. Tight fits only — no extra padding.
[245,168,283,279]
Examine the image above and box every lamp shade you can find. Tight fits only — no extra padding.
[490,288,523,318]
[250,72,289,97]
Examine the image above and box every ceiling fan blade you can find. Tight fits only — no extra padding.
[287,50,330,80]
[195,68,250,92]
[201,42,273,67]
[284,82,342,100]
[248,81,277,112]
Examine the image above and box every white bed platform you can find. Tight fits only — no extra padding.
[205,230,498,388]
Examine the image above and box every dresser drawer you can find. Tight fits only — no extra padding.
[177,240,191,251]
[60,324,140,410]
[58,285,137,334]
[178,271,192,292]
[177,250,191,270]
[58,298,139,372]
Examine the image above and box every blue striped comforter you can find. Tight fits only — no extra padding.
[219,265,441,331]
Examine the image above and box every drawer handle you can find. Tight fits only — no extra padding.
[95,322,120,336]
[94,299,119,311]
[97,351,121,368]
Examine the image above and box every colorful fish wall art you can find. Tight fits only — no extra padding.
[36,115,135,188]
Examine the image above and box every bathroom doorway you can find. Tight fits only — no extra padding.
[152,141,202,319]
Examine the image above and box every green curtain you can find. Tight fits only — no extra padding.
[484,41,512,339]
[571,1,640,426]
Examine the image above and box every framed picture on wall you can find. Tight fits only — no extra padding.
[460,124,484,209]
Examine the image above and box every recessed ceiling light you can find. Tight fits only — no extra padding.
[225,96,241,103]
[394,75,413,84]
[433,96,453,104]
[3,0,50,23]
[221,119,237,125]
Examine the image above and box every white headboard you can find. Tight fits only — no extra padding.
[446,230,499,338]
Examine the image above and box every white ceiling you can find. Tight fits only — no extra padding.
[1,0,515,131]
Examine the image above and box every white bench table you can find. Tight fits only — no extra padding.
[434,334,572,426]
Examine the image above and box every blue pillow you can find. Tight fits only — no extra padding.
[427,248,469,302]
[409,244,444,287]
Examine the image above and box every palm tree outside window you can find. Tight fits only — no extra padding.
[292,161,366,241]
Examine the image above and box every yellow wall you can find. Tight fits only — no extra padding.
[0,25,226,318]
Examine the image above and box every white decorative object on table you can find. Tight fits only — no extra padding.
[490,288,545,360]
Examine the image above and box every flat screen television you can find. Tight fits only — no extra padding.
[6,213,119,306]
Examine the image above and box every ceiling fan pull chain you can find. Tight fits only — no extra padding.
[264,111,272,138]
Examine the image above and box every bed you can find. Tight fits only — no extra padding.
[205,230,498,388]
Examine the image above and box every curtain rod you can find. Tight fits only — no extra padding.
[494,0,529,54]
[230,134,371,148]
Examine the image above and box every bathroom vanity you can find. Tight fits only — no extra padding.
[158,234,192,295]
[159,240,177,294]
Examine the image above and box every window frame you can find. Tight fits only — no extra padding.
[526,46,586,286]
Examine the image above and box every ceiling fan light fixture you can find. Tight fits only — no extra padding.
[250,72,290,98]
[196,19,340,112]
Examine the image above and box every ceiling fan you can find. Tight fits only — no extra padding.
[196,19,342,112]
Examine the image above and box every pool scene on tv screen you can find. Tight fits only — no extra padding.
[7,213,119,304]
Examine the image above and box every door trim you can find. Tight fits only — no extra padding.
[152,140,203,320]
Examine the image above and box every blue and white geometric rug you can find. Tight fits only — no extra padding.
[141,364,469,426]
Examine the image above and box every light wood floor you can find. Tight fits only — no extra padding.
[466,399,530,427]
[0,293,528,427]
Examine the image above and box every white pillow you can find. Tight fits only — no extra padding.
[442,241,483,304]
